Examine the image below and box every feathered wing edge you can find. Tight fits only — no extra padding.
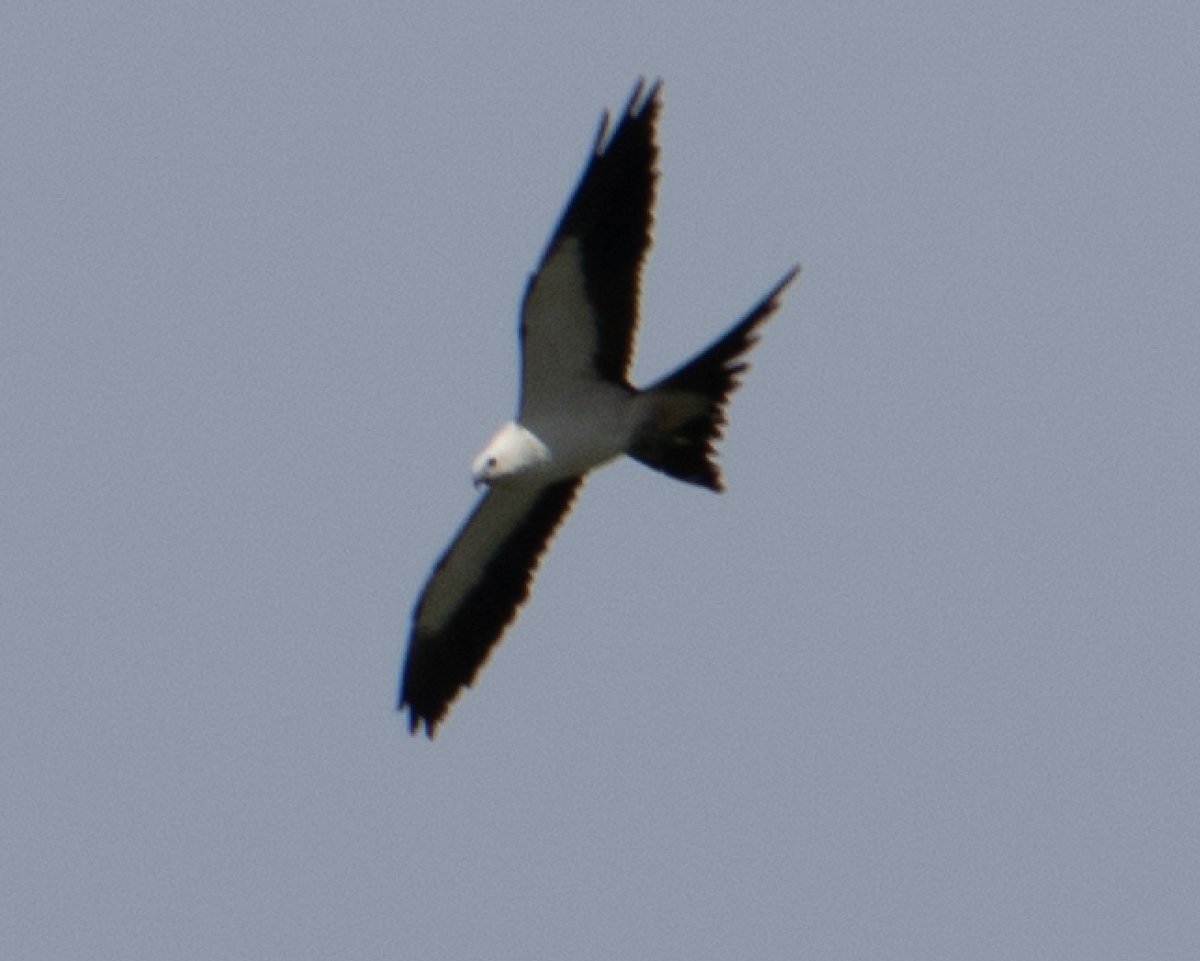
[628,266,801,491]
[523,78,661,386]
[399,478,583,737]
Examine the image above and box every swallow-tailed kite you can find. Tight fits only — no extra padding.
[399,79,799,736]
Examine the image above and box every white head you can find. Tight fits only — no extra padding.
[471,422,551,489]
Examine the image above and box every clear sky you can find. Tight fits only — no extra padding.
[3,2,1198,958]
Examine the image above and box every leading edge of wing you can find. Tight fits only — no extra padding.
[399,478,584,737]
[520,78,661,393]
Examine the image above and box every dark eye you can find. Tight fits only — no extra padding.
[486,457,497,468]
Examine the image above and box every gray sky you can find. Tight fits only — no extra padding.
[4,2,1198,958]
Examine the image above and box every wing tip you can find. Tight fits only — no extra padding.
[594,77,664,156]
[628,76,663,115]
[399,700,441,739]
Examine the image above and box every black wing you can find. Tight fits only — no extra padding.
[399,479,583,737]
[519,77,661,409]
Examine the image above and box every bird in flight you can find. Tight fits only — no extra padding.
[399,79,799,736]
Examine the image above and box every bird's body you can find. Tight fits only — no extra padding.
[399,80,799,736]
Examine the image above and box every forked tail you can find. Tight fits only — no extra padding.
[628,266,800,491]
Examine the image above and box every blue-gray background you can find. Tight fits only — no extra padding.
[4,3,1197,958]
